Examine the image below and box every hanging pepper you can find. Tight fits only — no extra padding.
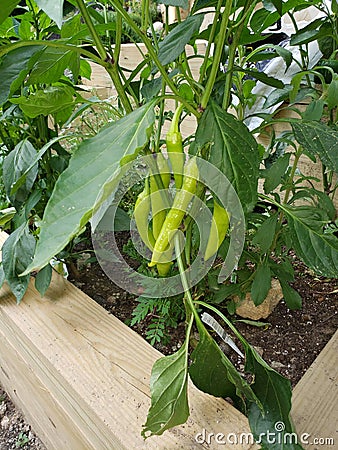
[204,200,230,261]
[149,156,199,267]
[150,153,170,239]
[134,177,155,251]
[149,153,172,276]
[166,104,184,189]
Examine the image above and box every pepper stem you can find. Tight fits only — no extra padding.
[169,104,184,134]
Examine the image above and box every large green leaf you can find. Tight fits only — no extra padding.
[282,205,338,278]
[194,101,259,212]
[292,121,338,173]
[0,0,19,25]
[27,47,73,85]
[158,15,203,66]
[189,319,260,408]
[142,339,190,438]
[200,305,302,450]
[11,86,75,118]
[35,0,64,29]
[2,223,36,303]
[3,140,39,208]
[22,102,155,274]
[246,349,303,450]
[0,46,41,106]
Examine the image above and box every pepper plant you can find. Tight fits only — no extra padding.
[0,0,337,448]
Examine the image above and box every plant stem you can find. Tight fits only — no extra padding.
[175,235,199,321]
[106,0,199,117]
[198,0,223,83]
[283,146,303,205]
[76,0,108,61]
[76,0,133,113]
[200,1,232,110]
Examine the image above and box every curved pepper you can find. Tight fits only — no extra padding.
[134,177,155,251]
[204,200,230,261]
[150,153,170,240]
[149,156,198,266]
[166,104,184,189]
[149,153,172,276]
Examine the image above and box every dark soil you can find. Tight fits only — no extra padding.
[0,238,337,449]
[69,247,338,388]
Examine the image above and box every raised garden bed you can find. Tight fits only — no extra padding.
[0,230,337,449]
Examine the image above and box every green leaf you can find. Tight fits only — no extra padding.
[283,205,338,278]
[27,47,73,85]
[35,0,64,29]
[292,121,338,173]
[234,66,284,89]
[246,349,303,450]
[158,15,203,66]
[10,136,68,196]
[142,340,189,438]
[0,46,41,106]
[194,102,259,212]
[196,304,301,448]
[251,261,271,306]
[2,223,36,303]
[11,86,75,119]
[156,0,188,8]
[97,206,131,232]
[3,140,39,208]
[0,207,16,228]
[250,0,300,33]
[263,86,293,108]
[252,213,278,253]
[327,79,338,110]
[0,0,19,25]
[189,320,260,407]
[303,99,324,121]
[280,280,302,310]
[262,153,290,194]
[22,102,155,274]
[35,264,52,297]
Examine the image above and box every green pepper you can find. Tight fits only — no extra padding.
[134,177,155,251]
[149,156,199,266]
[149,154,172,276]
[150,153,170,240]
[166,104,184,189]
[204,200,230,261]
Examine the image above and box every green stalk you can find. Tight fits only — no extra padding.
[283,146,303,205]
[200,1,232,110]
[175,235,200,321]
[198,0,223,84]
[113,3,123,64]
[76,0,108,61]
[107,0,199,118]
[76,0,133,113]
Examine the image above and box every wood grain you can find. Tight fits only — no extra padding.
[292,330,338,449]
[0,231,257,449]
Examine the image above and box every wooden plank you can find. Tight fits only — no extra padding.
[291,330,338,449]
[0,231,257,449]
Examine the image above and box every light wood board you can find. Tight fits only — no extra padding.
[0,231,257,449]
[291,330,338,449]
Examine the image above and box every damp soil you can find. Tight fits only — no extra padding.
[69,235,338,388]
